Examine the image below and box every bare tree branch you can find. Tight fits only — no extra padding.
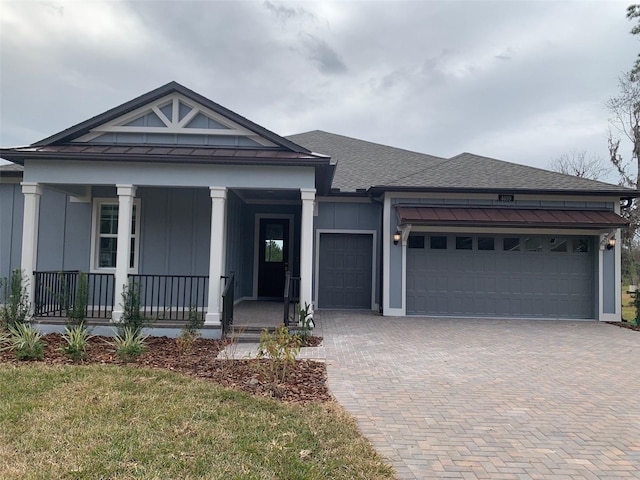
[548,150,608,180]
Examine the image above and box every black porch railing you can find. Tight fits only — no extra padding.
[34,271,115,319]
[221,274,235,336]
[128,274,209,322]
[283,272,300,327]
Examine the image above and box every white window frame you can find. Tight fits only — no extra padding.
[90,197,141,274]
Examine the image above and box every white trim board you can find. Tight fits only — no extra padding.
[252,214,295,298]
[314,229,377,310]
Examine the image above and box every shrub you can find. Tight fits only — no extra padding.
[185,304,204,334]
[295,302,314,341]
[60,325,92,362]
[0,269,31,328]
[67,272,89,327]
[257,324,301,386]
[634,289,640,326]
[111,327,147,363]
[176,304,204,354]
[1,323,44,361]
[117,281,148,336]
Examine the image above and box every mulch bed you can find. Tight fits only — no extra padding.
[0,334,331,404]
[299,335,323,347]
[605,321,640,332]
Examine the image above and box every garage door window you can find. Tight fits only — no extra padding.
[524,237,543,252]
[550,237,568,252]
[408,235,425,249]
[456,236,473,250]
[430,236,447,249]
[573,238,590,253]
[503,237,520,251]
[478,237,495,251]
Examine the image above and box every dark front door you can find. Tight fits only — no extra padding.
[258,218,289,298]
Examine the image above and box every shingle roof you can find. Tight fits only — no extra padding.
[288,130,637,196]
[286,130,446,192]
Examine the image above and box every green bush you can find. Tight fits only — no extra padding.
[176,304,204,354]
[257,324,301,386]
[0,269,31,328]
[60,325,92,362]
[68,272,89,327]
[1,323,44,361]
[295,302,314,341]
[111,327,147,363]
[117,281,148,336]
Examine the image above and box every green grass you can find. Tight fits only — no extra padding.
[0,364,395,480]
[622,290,635,322]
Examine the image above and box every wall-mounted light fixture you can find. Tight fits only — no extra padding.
[393,230,402,245]
[607,238,616,250]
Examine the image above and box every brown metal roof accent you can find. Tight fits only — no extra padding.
[0,144,331,166]
[396,206,629,229]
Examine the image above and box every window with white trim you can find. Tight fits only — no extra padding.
[91,199,141,272]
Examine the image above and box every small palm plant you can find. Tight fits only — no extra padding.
[1,323,44,361]
[60,325,92,362]
[111,327,147,363]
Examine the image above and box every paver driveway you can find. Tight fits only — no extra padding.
[317,312,640,479]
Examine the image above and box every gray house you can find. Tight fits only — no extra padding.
[0,82,635,336]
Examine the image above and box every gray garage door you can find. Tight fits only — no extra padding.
[318,233,373,309]
[407,234,595,319]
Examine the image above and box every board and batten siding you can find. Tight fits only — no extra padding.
[137,187,211,276]
[0,183,25,280]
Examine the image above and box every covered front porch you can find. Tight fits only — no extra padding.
[31,267,300,337]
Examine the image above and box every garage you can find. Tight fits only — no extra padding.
[318,233,373,309]
[406,233,595,319]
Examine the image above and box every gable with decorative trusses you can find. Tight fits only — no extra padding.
[73,93,276,148]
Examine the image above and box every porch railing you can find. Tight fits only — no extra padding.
[221,274,234,336]
[128,274,209,322]
[283,272,300,327]
[34,271,115,319]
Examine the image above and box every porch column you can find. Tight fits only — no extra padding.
[205,186,227,325]
[111,185,137,323]
[300,188,316,317]
[20,182,43,311]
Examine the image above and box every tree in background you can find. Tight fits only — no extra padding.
[607,4,640,291]
[627,4,640,80]
[548,150,608,180]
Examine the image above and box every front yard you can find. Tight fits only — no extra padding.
[0,364,395,480]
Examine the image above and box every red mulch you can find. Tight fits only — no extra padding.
[606,321,640,332]
[0,334,331,404]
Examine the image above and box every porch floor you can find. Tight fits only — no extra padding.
[232,300,287,328]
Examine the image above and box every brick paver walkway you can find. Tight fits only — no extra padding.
[318,312,640,479]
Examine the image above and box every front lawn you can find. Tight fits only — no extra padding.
[622,289,635,322]
[0,364,395,480]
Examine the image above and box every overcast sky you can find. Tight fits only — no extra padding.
[1,0,638,181]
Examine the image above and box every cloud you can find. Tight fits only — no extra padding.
[263,1,315,25]
[299,33,347,74]
[0,0,637,175]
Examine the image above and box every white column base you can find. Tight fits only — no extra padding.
[205,312,221,326]
[111,310,123,323]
